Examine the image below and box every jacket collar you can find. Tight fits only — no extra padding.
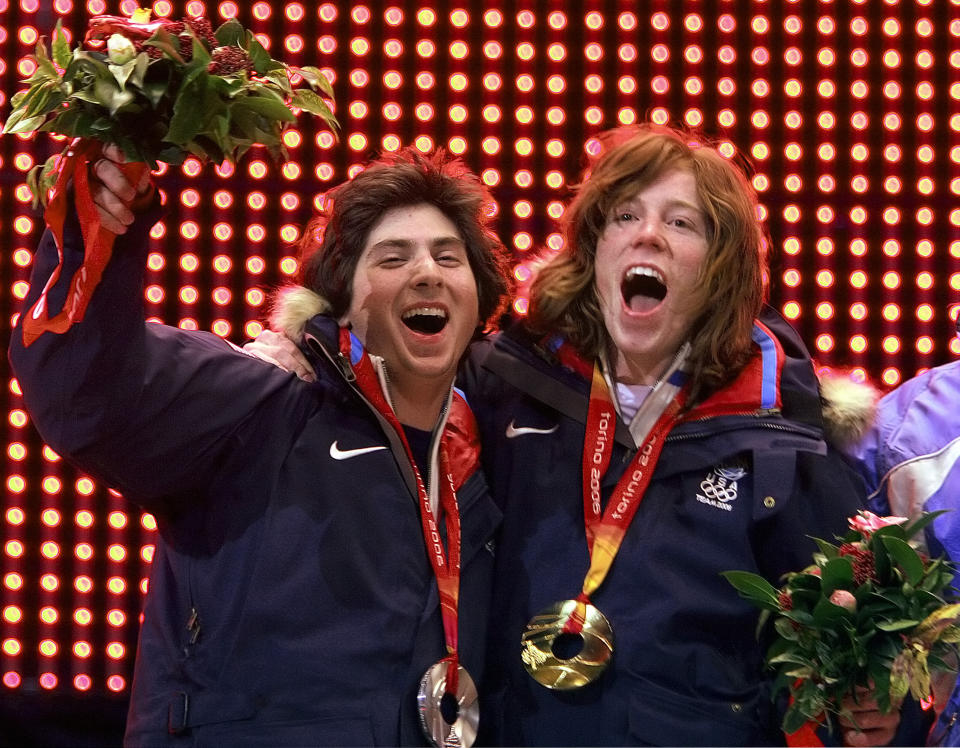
[491,306,828,434]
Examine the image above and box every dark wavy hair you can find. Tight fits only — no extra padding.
[529,124,768,406]
[298,148,512,330]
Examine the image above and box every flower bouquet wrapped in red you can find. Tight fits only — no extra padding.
[723,510,960,736]
[3,9,337,346]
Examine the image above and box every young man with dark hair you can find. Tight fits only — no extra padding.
[9,145,510,746]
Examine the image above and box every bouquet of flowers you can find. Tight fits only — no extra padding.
[3,9,338,347]
[723,511,960,735]
[4,9,337,204]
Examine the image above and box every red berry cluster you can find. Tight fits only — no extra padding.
[778,589,793,610]
[207,46,253,75]
[839,543,877,586]
[185,17,218,47]
[168,18,218,61]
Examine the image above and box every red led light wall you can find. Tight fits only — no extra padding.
[0,0,958,713]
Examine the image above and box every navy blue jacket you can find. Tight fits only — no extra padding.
[9,205,500,746]
[460,313,869,746]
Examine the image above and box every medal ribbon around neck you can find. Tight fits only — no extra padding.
[566,360,688,635]
[339,327,463,694]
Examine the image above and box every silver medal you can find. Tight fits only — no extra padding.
[417,661,479,748]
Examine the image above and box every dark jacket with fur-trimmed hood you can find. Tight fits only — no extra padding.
[10,208,500,746]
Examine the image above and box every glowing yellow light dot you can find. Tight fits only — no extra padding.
[815,334,835,353]
[3,639,21,656]
[40,542,60,560]
[5,541,24,558]
[849,271,867,289]
[783,270,802,287]
[39,640,58,657]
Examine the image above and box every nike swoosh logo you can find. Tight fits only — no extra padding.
[329,441,389,460]
[505,420,559,438]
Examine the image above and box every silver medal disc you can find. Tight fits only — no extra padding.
[417,661,479,748]
[520,598,614,690]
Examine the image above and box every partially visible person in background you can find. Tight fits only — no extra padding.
[841,315,960,746]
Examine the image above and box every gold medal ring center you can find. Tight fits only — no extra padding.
[521,599,614,690]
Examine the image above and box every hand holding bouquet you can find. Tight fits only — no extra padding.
[723,511,960,736]
[3,9,338,346]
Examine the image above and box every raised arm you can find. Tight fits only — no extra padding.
[9,148,306,510]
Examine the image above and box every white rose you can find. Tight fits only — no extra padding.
[107,34,136,65]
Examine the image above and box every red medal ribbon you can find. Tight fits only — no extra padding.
[21,138,150,347]
[339,328,463,693]
[565,361,687,635]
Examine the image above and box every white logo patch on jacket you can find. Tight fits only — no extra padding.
[696,466,746,511]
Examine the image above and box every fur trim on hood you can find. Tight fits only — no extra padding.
[269,286,331,343]
[818,369,880,452]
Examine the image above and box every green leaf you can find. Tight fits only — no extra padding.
[109,58,138,89]
[51,20,71,69]
[33,35,61,82]
[189,33,213,69]
[720,571,781,608]
[3,111,47,134]
[876,618,920,632]
[872,523,908,544]
[144,29,185,64]
[882,535,925,585]
[291,89,338,126]
[769,650,814,667]
[263,69,293,96]
[166,78,211,144]
[813,596,853,624]
[783,704,817,735]
[3,81,64,133]
[128,52,150,90]
[92,79,134,115]
[902,510,949,542]
[11,81,49,119]
[812,537,840,560]
[773,617,800,641]
[821,556,854,592]
[62,50,112,84]
[786,572,823,593]
[215,19,246,47]
[293,64,335,97]
[36,154,60,206]
[246,35,277,75]
[783,609,816,628]
[236,90,295,121]
[913,603,960,647]
[10,89,29,109]
[941,625,960,644]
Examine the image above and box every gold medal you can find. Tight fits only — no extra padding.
[520,599,614,690]
[417,660,479,748]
